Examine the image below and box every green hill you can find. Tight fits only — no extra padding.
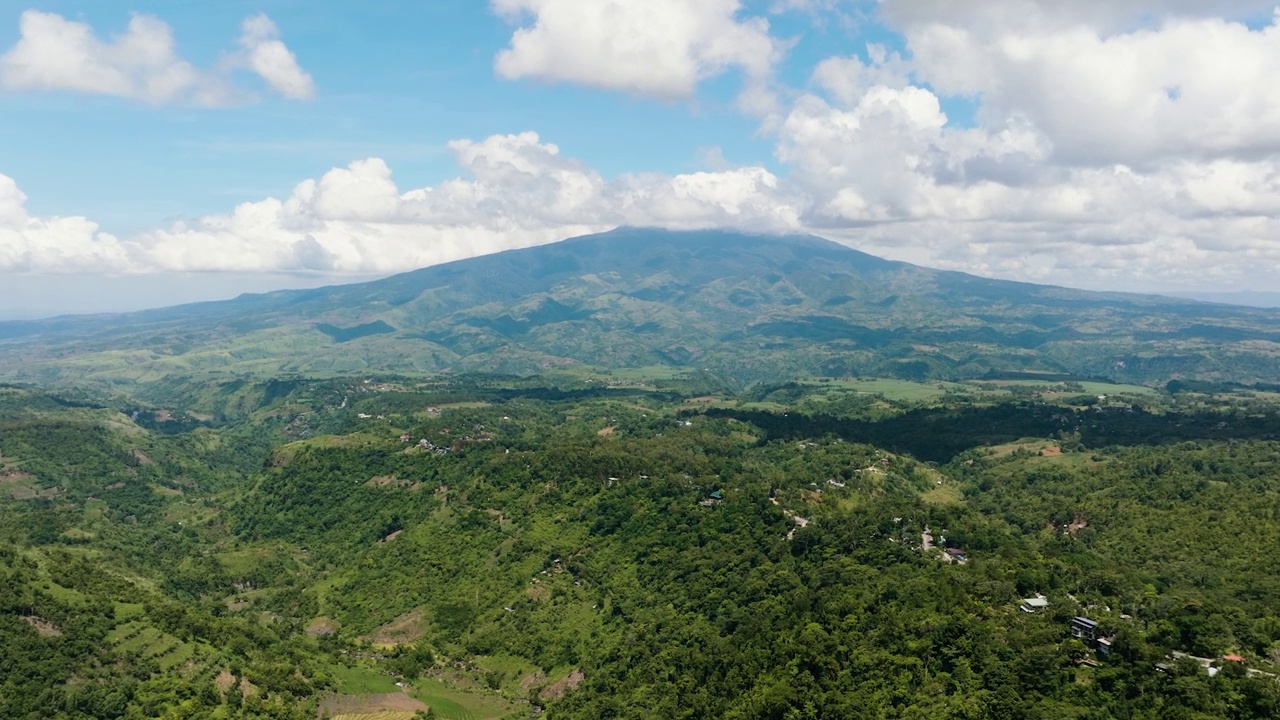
[3,228,1279,389]
[5,377,1280,719]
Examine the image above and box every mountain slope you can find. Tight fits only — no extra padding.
[2,227,1279,387]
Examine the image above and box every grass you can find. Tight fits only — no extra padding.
[106,621,145,644]
[475,654,535,678]
[114,626,165,654]
[155,642,196,670]
[602,365,690,381]
[216,547,290,576]
[921,483,964,506]
[328,664,401,695]
[1074,381,1158,396]
[410,678,516,720]
[34,580,86,605]
[799,377,956,402]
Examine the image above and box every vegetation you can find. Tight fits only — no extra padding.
[4,372,1280,718]
[3,229,1280,389]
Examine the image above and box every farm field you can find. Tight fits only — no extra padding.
[410,678,518,720]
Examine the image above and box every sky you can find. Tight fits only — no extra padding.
[3,0,1280,318]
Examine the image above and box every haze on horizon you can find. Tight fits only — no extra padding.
[4,1,1280,317]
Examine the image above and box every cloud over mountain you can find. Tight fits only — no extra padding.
[0,134,796,275]
[2,2,1280,295]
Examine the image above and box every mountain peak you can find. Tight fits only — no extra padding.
[2,227,1278,387]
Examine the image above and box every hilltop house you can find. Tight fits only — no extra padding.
[1070,617,1100,642]
[1067,617,1118,657]
[1021,595,1050,613]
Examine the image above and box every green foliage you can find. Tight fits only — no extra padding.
[5,378,1280,719]
[5,229,1280,389]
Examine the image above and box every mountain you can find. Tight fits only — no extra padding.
[2,227,1279,388]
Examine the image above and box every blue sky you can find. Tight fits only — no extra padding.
[1,1,774,232]
[3,0,1280,317]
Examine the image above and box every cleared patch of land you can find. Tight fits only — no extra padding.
[921,483,964,506]
[368,608,427,645]
[319,692,425,719]
[410,678,518,720]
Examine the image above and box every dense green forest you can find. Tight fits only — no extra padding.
[3,375,1280,718]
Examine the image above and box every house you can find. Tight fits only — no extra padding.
[1070,617,1100,642]
[709,490,724,500]
[399,434,412,442]
[1021,595,1050,613]
[1097,636,1115,656]
[945,548,968,563]
[1223,654,1246,664]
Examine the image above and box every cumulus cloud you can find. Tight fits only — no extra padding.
[6,2,1280,294]
[739,2,1280,289]
[904,13,1280,165]
[881,0,1277,33]
[492,0,785,111]
[0,10,313,105]
[5,116,1280,291]
[0,174,131,272]
[0,134,800,276]
[238,14,314,101]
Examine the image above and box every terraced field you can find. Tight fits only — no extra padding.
[106,620,202,671]
[411,678,516,720]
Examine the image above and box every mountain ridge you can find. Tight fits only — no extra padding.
[2,227,1278,387]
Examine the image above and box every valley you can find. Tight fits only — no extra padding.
[4,368,1280,719]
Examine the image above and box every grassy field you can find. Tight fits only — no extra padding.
[921,483,964,506]
[410,678,517,720]
[327,664,401,695]
[114,602,145,620]
[1074,381,1158,396]
[969,379,1157,396]
[798,377,957,402]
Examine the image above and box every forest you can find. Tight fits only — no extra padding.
[3,374,1280,719]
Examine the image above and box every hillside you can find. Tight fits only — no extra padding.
[5,377,1280,719]
[2,227,1280,388]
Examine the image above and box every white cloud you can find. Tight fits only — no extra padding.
[0,174,131,272]
[0,134,800,276]
[773,68,1280,288]
[881,0,1277,33]
[492,0,785,111]
[0,10,313,105]
[238,14,314,101]
[5,113,1280,292]
[904,12,1280,165]
[726,2,1280,290]
[6,2,1280,295]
